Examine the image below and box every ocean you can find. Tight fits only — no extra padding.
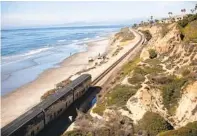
[1,25,123,96]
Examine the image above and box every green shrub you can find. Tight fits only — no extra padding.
[188,14,197,22]
[92,102,106,116]
[178,14,197,28]
[128,73,145,84]
[178,18,189,28]
[106,85,137,107]
[133,66,148,75]
[161,24,170,37]
[115,27,135,42]
[63,130,92,136]
[137,65,164,75]
[41,88,57,100]
[159,121,197,136]
[140,30,152,41]
[121,56,141,77]
[93,85,138,115]
[182,20,197,41]
[161,76,187,114]
[148,49,157,59]
[178,14,197,41]
[150,75,174,85]
[182,69,190,76]
[137,112,173,136]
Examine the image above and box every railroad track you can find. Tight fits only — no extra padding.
[91,29,144,86]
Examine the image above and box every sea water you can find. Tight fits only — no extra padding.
[1,25,123,96]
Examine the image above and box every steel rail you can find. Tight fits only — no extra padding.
[91,29,144,86]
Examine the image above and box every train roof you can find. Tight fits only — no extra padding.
[1,74,91,136]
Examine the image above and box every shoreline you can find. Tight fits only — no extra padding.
[2,37,110,97]
[1,37,111,128]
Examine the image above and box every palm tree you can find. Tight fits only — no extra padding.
[168,12,173,18]
[141,21,144,25]
[150,16,153,24]
[191,9,194,14]
[155,19,159,23]
[168,12,173,22]
[195,4,197,12]
[150,16,153,21]
[181,9,186,15]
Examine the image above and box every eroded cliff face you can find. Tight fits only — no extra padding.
[139,23,181,59]
[131,23,197,128]
[175,82,197,127]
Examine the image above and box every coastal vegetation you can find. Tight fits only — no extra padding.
[178,14,197,28]
[158,121,197,136]
[114,27,135,42]
[92,56,141,116]
[64,130,91,136]
[92,85,138,116]
[139,30,152,41]
[120,56,141,77]
[182,20,197,42]
[64,111,134,136]
[178,13,197,41]
[41,88,57,100]
[148,49,157,59]
[106,85,137,107]
[112,47,123,56]
[135,112,173,136]
[161,76,187,115]
[160,24,170,37]
[41,78,71,100]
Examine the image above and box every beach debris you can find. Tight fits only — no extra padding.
[41,88,57,101]
[69,116,73,122]
[88,57,94,62]
[40,77,71,101]
[76,66,96,75]
[56,78,71,89]
[112,46,123,56]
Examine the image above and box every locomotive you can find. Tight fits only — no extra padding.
[1,74,92,136]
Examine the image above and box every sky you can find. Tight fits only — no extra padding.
[1,1,196,29]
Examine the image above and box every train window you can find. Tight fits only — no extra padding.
[31,131,35,136]
[50,115,53,120]
[77,92,79,98]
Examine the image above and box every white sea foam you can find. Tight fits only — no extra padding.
[83,38,89,40]
[57,39,67,42]
[25,47,50,56]
[2,47,52,65]
[72,40,79,42]
[95,36,100,38]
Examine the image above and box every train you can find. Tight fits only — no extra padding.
[1,74,92,136]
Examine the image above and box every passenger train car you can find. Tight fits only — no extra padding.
[1,74,92,136]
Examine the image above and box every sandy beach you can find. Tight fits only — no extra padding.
[1,29,140,128]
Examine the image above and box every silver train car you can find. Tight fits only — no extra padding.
[1,74,92,136]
